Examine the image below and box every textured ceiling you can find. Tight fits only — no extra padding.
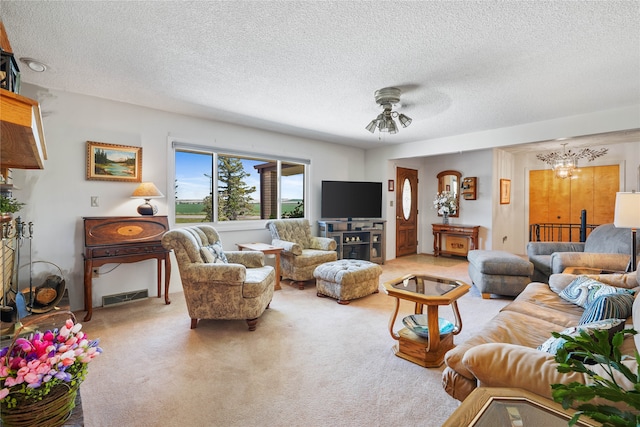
[2,1,639,150]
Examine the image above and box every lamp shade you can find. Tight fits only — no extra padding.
[131,182,164,199]
[131,182,164,216]
[614,192,640,228]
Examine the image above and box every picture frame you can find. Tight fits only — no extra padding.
[500,179,511,205]
[86,141,142,182]
[388,180,394,192]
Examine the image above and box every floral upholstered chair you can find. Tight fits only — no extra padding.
[161,225,274,331]
[266,219,337,289]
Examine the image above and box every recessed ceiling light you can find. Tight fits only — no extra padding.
[19,57,48,72]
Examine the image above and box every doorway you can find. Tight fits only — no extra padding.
[396,167,418,257]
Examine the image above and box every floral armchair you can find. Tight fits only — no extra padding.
[161,225,274,331]
[266,219,337,289]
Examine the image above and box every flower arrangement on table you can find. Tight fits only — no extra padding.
[433,191,457,216]
[0,317,102,426]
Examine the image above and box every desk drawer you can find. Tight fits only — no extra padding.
[88,244,165,258]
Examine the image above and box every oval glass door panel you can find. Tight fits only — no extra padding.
[402,178,412,220]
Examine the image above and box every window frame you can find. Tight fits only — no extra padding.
[170,138,310,231]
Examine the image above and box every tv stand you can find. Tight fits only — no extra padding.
[318,219,385,264]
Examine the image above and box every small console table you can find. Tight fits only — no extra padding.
[82,216,171,321]
[432,224,479,257]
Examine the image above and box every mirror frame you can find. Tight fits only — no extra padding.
[437,170,461,218]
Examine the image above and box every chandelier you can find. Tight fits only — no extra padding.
[536,143,608,179]
[365,87,412,135]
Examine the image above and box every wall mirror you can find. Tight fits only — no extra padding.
[437,170,461,217]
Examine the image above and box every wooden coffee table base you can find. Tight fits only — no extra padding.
[395,327,454,368]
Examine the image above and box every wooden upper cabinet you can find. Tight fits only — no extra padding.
[0,22,47,169]
[0,88,48,169]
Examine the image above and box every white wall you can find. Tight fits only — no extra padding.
[12,84,366,311]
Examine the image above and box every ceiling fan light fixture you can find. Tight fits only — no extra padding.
[365,119,378,133]
[365,87,411,136]
[398,113,412,128]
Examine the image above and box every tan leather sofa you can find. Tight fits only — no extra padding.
[442,269,640,402]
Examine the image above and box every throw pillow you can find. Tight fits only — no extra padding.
[559,275,633,308]
[579,292,635,325]
[537,318,625,356]
[200,241,228,264]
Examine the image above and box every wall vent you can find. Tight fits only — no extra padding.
[102,289,148,307]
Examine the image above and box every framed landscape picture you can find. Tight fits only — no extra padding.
[86,141,142,182]
[500,178,511,204]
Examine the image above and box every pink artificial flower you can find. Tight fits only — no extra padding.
[0,388,8,400]
[23,372,39,384]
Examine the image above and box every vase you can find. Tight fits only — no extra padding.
[443,213,449,224]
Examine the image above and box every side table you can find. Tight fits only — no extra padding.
[236,243,283,290]
[382,273,470,367]
[442,387,597,426]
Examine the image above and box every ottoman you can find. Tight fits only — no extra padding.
[313,259,383,304]
[467,250,533,299]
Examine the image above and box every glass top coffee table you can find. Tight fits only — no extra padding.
[443,387,597,426]
[383,273,470,367]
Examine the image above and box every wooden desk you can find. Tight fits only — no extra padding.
[82,216,171,321]
[236,242,283,290]
[432,224,479,257]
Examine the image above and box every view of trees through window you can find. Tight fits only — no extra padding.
[175,149,306,223]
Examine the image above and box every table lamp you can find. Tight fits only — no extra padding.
[131,182,164,215]
[614,191,640,272]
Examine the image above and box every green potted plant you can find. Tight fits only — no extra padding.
[551,327,640,427]
[0,195,25,222]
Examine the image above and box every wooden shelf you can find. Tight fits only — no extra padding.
[318,219,385,264]
[0,88,47,169]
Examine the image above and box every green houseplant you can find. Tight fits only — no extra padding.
[551,327,640,427]
[0,195,25,216]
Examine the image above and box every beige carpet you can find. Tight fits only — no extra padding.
[78,255,510,427]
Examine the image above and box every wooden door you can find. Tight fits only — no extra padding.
[396,167,418,257]
[529,165,619,242]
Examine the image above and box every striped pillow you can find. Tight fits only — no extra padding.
[579,292,635,325]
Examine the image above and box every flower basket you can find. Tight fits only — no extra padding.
[0,312,101,427]
[1,379,79,427]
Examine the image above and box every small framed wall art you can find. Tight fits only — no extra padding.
[500,179,511,204]
[86,141,142,182]
[388,180,394,192]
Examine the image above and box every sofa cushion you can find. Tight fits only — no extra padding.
[559,276,632,308]
[201,241,228,264]
[584,223,636,254]
[537,318,625,355]
[443,309,570,381]
[578,292,635,325]
[500,282,583,328]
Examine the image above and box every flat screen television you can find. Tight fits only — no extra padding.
[321,180,382,219]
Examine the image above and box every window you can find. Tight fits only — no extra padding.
[173,143,307,224]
